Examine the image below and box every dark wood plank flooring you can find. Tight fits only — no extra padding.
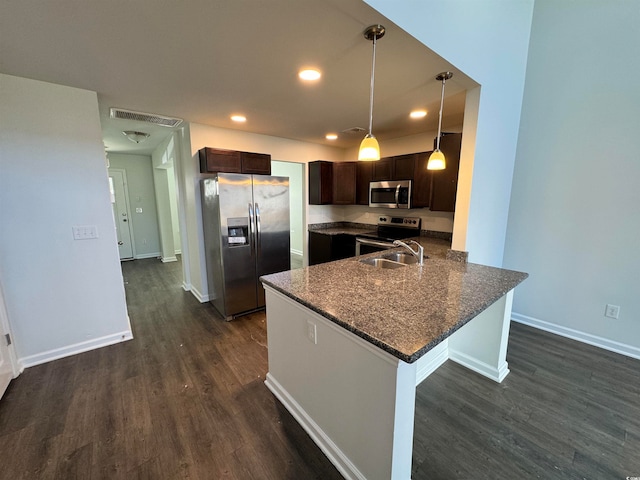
[0,258,341,480]
[413,322,640,479]
[1,258,638,479]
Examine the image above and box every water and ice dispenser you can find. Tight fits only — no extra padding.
[227,218,249,246]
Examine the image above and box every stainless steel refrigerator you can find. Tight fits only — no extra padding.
[201,173,290,320]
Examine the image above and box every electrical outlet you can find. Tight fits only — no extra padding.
[307,320,317,344]
[605,304,620,319]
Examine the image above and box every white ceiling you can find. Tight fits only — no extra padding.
[0,0,477,156]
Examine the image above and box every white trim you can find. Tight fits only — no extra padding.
[415,339,449,386]
[135,252,161,260]
[19,329,134,368]
[512,313,640,360]
[290,248,303,257]
[161,256,178,263]
[265,373,366,480]
[189,285,210,303]
[182,281,191,292]
[448,349,509,382]
[174,249,182,255]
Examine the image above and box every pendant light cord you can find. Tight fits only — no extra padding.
[368,35,377,136]
[435,76,446,151]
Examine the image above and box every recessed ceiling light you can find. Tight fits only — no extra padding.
[299,69,321,81]
[410,110,427,119]
[325,133,338,140]
[231,115,246,123]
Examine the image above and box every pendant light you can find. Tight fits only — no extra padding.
[358,24,385,161]
[427,71,453,170]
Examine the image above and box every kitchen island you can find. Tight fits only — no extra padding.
[260,251,527,480]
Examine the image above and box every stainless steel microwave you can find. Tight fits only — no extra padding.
[369,180,412,209]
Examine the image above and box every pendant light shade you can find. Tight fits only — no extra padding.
[427,71,453,170]
[359,133,380,161]
[358,25,385,161]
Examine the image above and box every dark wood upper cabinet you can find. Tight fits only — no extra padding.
[332,162,357,205]
[198,147,271,175]
[241,151,271,174]
[199,148,242,174]
[412,152,432,208]
[393,154,415,180]
[309,161,333,205]
[356,162,373,205]
[371,158,394,181]
[430,133,462,212]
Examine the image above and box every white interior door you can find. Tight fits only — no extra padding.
[109,170,134,260]
[0,281,17,399]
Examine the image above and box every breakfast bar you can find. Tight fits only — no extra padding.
[260,250,527,480]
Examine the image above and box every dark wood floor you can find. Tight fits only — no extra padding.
[0,259,342,479]
[413,321,640,479]
[0,258,638,479]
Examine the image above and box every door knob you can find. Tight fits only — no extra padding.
[122,219,128,222]
[118,241,124,245]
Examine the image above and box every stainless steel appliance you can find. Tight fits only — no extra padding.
[355,215,421,255]
[201,173,290,320]
[369,180,412,209]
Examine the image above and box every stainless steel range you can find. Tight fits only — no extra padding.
[355,215,421,256]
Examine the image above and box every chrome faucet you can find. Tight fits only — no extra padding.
[392,240,424,266]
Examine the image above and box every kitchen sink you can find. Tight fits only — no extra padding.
[379,252,422,265]
[359,257,407,269]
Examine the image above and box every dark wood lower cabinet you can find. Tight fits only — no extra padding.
[309,232,356,265]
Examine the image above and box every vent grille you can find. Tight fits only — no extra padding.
[110,108,183,128]
[341,126,366,135]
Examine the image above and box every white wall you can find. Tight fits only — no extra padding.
[107,153,162,258]
[271,161,305,256]
[152,134,181,263]
[503,0,640,357]
[366,0,535,266]
[0,74,132,366]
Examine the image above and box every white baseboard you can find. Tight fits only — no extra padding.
[19,329,134,368]
[182,281,191,292]
[448,349,509,383]
[135,252,160,260]
[415,339,449,386]
[265,373,366,480]
[174,249,182,255]
[161,256,178,263]
[512,312,640,360]
[290,249,303,257]
[189,285,210,303]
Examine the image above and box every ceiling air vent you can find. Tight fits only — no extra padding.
[109,108,183,128]
[341,126,367,135]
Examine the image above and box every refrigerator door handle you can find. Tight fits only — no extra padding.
[255,202,261,251]
[248,202,255,256]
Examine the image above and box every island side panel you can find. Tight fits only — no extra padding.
[263,287,417,480]
[447,290,514,382]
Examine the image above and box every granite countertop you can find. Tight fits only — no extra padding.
[260,252,528,364]
[308,223,377,237]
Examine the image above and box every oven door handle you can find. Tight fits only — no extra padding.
[355,238,396,256]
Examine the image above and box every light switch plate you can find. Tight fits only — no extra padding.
[72,225,98,240]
